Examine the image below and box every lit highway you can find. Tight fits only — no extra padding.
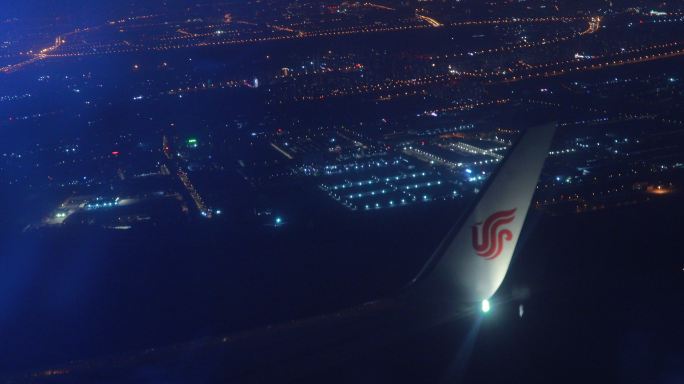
[3,15,592,66]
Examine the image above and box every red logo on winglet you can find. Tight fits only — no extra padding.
[471,208,517,260]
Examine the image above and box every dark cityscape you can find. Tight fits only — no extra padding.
[0,0,683,382]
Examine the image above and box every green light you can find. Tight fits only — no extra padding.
[187,138,198,148]
[481,299,491,313]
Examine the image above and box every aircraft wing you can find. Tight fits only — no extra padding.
[11,123,556,383]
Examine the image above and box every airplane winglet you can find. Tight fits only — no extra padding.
[411,123,556,303]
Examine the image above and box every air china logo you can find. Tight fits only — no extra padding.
[471,208,517,260]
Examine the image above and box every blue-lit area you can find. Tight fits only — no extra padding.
[320,156,461,211]
[322,158,399,176]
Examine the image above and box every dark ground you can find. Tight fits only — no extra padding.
[0,191,683,382]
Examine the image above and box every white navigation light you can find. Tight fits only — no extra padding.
[481,299,491,313]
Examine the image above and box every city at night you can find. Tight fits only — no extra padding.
[1,0,683,382]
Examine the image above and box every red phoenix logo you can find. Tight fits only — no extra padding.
[471,208,517,260]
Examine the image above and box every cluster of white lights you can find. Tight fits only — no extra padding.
[548,148,577,155]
